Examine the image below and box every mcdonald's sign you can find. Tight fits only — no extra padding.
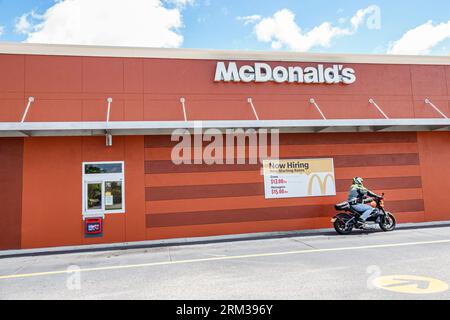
[307,173,336,196]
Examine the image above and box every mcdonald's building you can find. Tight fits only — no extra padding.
[1,42,450,250]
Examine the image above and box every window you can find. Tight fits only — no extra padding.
[105,181,122,211]
[87,182,102,210]
[85,163,123,174]
[82,162,124,215]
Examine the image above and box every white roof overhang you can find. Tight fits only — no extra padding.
[1,119,450,137]
[1,42,450,65]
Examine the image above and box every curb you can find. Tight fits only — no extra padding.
[1,220,450,259]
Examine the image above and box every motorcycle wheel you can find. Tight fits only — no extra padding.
[379,212,396,232]
[333,217,353,235]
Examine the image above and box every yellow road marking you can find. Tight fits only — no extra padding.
[373,275,449,294]
[1,238,450,280]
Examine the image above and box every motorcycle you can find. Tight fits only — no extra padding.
[331,193,396,235]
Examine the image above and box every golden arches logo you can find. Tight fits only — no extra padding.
[307,174,335,196]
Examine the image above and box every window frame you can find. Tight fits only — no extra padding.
[82,161,125,216]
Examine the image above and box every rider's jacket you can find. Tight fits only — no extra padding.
[347,186,378,205]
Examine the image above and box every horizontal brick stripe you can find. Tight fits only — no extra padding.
[145,176,422,201]
[145,165,422,187]
[278,132,418,146]
[395,211,426,224]
[144,142,419,161]
[388,199,425,214]
[145,212,426,240]
[145,188,424,215]
[333,153,420,168]
[146,205,329,228]
[145,217,322,240]
[337,176,422,192]
[144,132,417,148]
[147,182,262,201]
[146,170,263,187]
[144,153,420,174]
[145,199,424,228]
[334,165,422,180]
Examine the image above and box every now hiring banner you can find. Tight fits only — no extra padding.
[263,159,336,199]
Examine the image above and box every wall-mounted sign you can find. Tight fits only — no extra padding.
[214,62,356,84]
[263,158,336,199]
[85,217,103,236]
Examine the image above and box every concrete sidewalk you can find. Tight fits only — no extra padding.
[1,220,449,259]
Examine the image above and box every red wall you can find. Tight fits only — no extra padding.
[417,132,450,222]
[20,136,145,249]
[0,138,23,250]
[0,131,448,249]
[1,130,445,249]
[0,53,450,249]
[144,132,424,240]
[0,54,449,123]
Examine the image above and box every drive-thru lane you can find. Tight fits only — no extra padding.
[1,224,450,299]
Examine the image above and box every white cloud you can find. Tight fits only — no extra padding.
[388,20,450,55]
[0,26,4,37]
[164,0,195,8]
[15,11,42,34]
[350,5,380,30]
[236,15,262,26]
[251,6,380,52]
[19,0,188,48]
[15,14,31,34]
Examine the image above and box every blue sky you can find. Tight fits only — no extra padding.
[0,0,449,55]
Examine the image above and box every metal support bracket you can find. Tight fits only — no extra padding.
[247,97,259,120]
[106,97,113,123]
[425,98,448,119]
[309,98,327,120]
[369,98,389,119]
[105,97,113,147]
[21,96,35,123]
[180,97,188,121]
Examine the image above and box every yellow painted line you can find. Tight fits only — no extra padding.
[1,238,450,280]
[373,275,449,294]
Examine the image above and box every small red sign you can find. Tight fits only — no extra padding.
[85,218,103,235]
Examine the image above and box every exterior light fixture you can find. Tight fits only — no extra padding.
[105,131,113,147]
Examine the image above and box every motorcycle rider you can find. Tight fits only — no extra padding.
[348,177,381,223]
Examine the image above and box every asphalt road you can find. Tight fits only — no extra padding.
[1,224,450,300]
